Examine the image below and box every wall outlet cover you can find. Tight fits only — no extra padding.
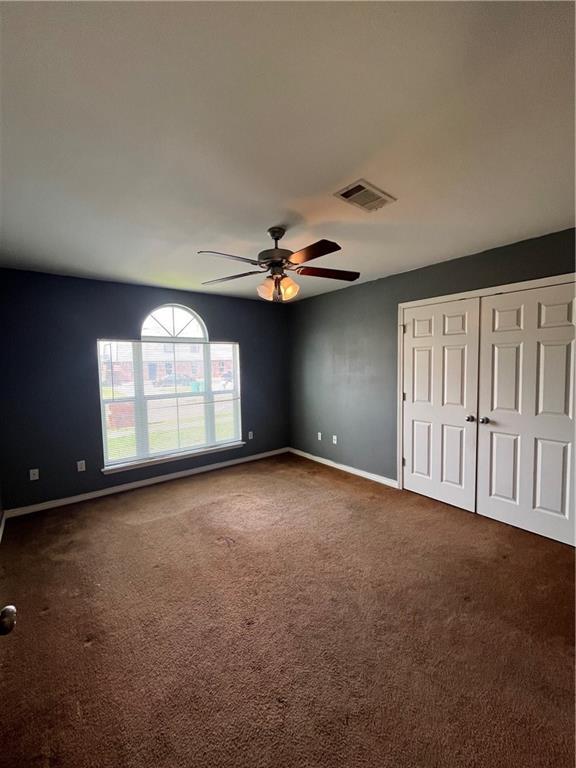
[332,435,338,445]
[248,431,254,440]
[77,460,86,472]
[29,469,39,481]
[317,432,322,441]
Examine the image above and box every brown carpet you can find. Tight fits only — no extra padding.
[0,454,573,768]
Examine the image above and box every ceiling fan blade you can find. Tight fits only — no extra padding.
[296,266,360,282]
[288,239,341,265]
[201,270,263,285]
[198,250,261,266]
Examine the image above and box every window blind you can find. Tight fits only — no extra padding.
[97,340,241,467]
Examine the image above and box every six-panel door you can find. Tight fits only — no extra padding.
[402,298,480,511]
[476,284,575,545]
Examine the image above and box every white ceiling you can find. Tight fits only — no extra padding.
[0,2,574,301]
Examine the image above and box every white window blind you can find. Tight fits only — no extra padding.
[97,339,241,468]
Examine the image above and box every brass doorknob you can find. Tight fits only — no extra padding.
[0,605,17,635]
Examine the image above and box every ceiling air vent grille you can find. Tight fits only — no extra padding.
[335,179,396,212]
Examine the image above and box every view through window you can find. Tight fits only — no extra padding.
[98,306,241,467]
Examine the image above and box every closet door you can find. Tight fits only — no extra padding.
[477,283,575,545]
[403,298,480,511]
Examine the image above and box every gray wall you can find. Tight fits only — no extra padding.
[0,269,290,509]
[289,228,575,480]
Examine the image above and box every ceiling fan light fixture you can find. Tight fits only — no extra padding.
[279,275,300,301]
[256,275,300,302]
[257,276,275,301]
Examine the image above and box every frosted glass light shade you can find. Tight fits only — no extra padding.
[279,276,300,300]
[257,277,275,301]
[256,275,300,302]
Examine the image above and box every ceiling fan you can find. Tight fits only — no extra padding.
[199,226,360,302]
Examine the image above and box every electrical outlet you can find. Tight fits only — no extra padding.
[317,432,322,441]
[248,431,254,440]
[332,435,338,445]
[29,468,39,481]
[77,460,86,472]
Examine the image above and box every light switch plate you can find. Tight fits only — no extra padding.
[77,460,86,472]
[332,435,338,445]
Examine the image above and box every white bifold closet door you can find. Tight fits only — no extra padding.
[403,298,480,511]
[476,283,575,545]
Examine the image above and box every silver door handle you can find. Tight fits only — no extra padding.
[479,417,490,424]
[465,415,476,422]
[0,606,17,636]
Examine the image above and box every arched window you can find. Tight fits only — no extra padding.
[97,304,241,470]
[141,304,208,341]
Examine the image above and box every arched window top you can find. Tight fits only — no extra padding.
[141,304,208,341]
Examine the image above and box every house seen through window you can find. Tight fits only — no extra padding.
[97,305,241,469]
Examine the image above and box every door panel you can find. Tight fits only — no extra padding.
[533,438,570,516]
[441,425,464,486]
[477,283,575,545]
[403,298,480,511]
[443,346,466,406]
[489,431,519,503]
[536,341,572,416]
[412,420,432,477]
[491,343,522,411]
[413,347,433,403]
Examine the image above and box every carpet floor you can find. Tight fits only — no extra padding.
[0,454,573,768]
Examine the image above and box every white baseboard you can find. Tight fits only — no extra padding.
[1,446,398,530]
[288,448,399,489]
[4,448,290,520]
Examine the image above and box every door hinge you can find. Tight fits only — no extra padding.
[402,392,407,401]
[402,457,406,467]
[402,324,407,334]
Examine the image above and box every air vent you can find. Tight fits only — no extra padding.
[335,179,396,212]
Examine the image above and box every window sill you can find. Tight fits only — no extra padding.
[101,441,246,474]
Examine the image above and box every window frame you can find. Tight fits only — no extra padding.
[97,306,243,473]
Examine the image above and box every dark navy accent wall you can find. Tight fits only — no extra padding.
[289,228,575,480]
[0,269,290,508]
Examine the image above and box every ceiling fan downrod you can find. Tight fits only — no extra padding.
[267,226,286,249]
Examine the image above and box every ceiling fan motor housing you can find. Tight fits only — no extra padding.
[257,248,293,265]
[269,262,288,277]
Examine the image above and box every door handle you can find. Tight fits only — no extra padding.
[479,417,490,424]
[0,605,17,636]
[465,415,476,422]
